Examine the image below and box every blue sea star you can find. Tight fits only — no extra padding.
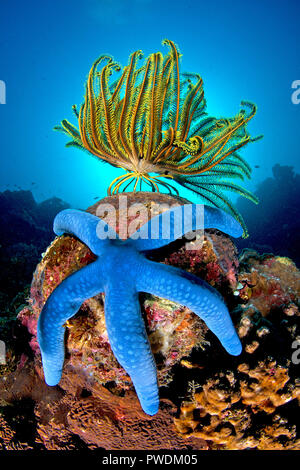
[37,203,243,415]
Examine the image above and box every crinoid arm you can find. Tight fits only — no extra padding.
[174,173,259,238]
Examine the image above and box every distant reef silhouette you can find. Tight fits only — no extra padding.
[0,190,70,305]
[236,164,300,267]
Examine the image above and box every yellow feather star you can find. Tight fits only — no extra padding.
[55,39,262,236]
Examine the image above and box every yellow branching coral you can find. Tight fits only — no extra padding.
[55,39,262,236]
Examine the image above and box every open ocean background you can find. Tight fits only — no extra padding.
[0,0,299,209]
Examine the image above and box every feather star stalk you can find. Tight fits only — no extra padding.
[37,203,243,416]
[55,39,262,237]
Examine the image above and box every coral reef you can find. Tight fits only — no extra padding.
[175,357,299,450]
[237,250,300,316]
[0,361,207,450]
[174,251,300,450]
[0,192,299,449]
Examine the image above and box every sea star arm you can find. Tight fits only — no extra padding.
[129,204,243,252]
[136,260,242,356]
[37,259,104,386]
[104,282,159,416]
[54,209,118,255]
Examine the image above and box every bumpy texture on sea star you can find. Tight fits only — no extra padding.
[37,204,243,415]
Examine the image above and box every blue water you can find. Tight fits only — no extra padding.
[0,0,299,209]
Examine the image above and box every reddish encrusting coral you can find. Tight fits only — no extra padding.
[162,231,239,292]
[237,251,300,316]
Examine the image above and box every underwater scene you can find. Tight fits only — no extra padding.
[0,0,299,454]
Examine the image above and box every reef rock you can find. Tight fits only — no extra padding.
[18,192,238,398]
[0,192,299,450]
